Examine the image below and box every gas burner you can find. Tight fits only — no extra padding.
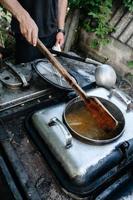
[0,62,32,89]
[0,57,95,112]
[0,71,51,112]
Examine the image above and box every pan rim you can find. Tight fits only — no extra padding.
[63,96,125,144]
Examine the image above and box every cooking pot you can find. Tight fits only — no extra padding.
[62,96,125,144]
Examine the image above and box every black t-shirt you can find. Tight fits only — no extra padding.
[11,0,58,37]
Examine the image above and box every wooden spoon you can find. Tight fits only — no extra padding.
[37,39,118,131]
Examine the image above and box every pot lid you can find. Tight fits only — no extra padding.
[33,58,95,91]
[33,59,72,90]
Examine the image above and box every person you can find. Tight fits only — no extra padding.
[0,0,68,63]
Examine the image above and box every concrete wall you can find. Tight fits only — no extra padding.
[64,2,133,76]
[77,3,133,76]
[78,30,133,76]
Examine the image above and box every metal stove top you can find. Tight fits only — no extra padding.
[0,56,95,112]
[0,60,54,112]
[0,73,52,112]
[32,87,133,185]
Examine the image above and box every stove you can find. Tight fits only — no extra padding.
[1,56,133,199]
[32,87,133,181]
[0,56,95,112]
[0,62,54,112]
[26,87,133,199]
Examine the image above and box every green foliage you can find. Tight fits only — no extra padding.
[0,6,11,47]
[127,61,133,69]
[69,0,113,47]
[123,0,133,12]
[68,0,133,48]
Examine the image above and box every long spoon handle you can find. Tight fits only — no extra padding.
[37,39,87,101]
[37,39,118,130]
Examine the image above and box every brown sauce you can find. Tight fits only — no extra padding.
[65,103,118,140]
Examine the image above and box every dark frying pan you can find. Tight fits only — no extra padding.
[63,96,125,144]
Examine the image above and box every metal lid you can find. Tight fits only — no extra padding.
[33,58,95,91]
[33,59,72,90]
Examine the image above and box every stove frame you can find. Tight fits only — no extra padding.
[25,87,133,199]
[0,57,133,200]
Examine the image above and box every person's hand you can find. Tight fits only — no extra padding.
[19,13,38,46]
[55,32,65,47]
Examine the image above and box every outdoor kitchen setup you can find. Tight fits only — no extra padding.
[0,52,133,200]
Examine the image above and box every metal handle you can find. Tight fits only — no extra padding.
[48,117,72,149]
[108,88,133,112]
[37,39,88,101]
[5,62,29,87]
[50,49,102,66]
[85,58,101,66]
[17,72,29,87]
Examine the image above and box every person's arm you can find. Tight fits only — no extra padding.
[56,0,68,46]
[0,0,38,46]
